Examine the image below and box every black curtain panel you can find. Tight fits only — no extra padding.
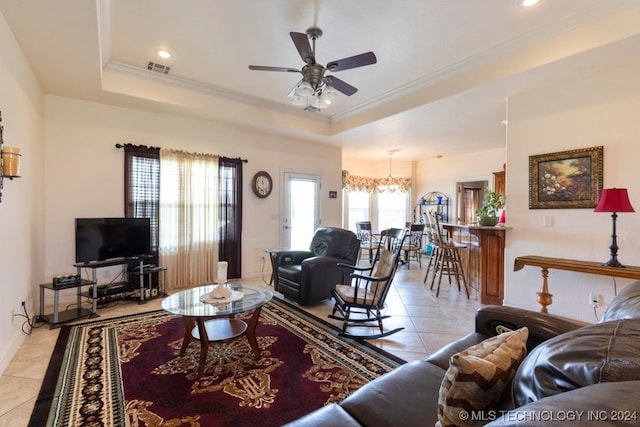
[219,157,243,279]
[123,143,160,261]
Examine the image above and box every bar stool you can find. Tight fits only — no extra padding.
[426,213,470,298]
[422,213,440,282]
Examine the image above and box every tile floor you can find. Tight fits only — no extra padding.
[0,260,482,425]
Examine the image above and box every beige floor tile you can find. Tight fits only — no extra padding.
[0,401,35,427]
[388,350,430,362]
[419,332,471,354]
[410,316,473,335]
[0,377,40,418]
[369,330,430,353]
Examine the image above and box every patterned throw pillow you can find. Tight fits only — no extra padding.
[436,327,529,427]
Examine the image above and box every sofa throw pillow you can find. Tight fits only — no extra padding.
[437,327,529,427]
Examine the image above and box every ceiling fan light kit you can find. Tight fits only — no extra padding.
[295,80,315,97]
[249,26,376,111]
[288,93,306,106]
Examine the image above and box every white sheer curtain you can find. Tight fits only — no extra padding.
[159,149,219,289]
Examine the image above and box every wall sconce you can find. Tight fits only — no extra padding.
[0,111,22,203]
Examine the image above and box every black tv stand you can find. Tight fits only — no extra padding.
[36,278,97,328]
[37,256,167,328]
[74,257,166,306]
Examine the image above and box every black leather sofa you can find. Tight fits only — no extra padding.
[273,227,360,306]
[285,280,640,426]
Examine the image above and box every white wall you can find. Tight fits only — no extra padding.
[43,96,344,299]
[505,58,640,322]
[0,11,45,373]
[343,156,412,179]
[415,148,506,221]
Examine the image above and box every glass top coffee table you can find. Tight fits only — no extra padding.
[162,284,273,378]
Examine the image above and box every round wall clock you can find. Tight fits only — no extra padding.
[252,171,273,198]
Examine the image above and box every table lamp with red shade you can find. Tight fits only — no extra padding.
[594,188,635,267]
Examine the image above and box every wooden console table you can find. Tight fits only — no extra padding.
[441,224,510,305]
[514,255,640,313]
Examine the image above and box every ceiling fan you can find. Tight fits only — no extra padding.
[248,27,377,110]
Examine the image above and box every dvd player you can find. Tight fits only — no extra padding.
[52,274,81,287]
[96,282,133,297]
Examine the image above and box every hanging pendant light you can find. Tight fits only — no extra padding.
[378,150,401,192]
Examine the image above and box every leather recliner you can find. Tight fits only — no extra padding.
[273,227,360,306]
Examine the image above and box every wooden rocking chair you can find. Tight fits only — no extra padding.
[329,228,407,339]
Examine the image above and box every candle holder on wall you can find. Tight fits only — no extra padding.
[0,111,22,202]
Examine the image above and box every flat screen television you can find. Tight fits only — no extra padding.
[75,218,151,264]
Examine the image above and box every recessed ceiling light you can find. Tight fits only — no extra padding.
[522,0,540,7]
[155,49,172,59]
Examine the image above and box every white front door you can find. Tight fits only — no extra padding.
[282,171,321,249]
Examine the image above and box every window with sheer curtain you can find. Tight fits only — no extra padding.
[123,144,243,289]
[342,170,411,231]
[347,191,370,232]
[159,150,219,288]
[344,190,409,232]
[377,192,408,230]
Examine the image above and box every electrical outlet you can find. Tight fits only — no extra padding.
[589,292,601,305]
[11,308,14,323]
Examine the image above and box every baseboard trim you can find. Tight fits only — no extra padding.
[0,327,27,375]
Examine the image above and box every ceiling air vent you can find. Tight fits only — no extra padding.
[146,61,171,74]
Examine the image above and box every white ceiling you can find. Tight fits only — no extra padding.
[1,0,640,160]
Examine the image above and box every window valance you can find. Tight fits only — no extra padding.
[342,170,411,193]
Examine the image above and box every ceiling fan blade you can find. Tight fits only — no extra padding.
[327,76,358,96]
[326,52,377,72]
[248,65,300,73]
[290,32,315,64]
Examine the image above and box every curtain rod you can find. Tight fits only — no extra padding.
[115,143,248,163]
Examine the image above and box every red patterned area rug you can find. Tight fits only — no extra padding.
[30,297,405,426]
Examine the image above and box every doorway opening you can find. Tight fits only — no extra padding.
[455,180,489,225]
[282,171,321,249]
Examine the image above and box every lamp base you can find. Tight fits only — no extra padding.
[603,259,625,268]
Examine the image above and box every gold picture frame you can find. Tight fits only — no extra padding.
[529,146,603,209]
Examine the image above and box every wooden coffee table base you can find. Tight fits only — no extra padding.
[180,307,264,379]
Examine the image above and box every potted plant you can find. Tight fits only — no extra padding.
[476,189,504,226]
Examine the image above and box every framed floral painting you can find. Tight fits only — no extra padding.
[529,146,603,209]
